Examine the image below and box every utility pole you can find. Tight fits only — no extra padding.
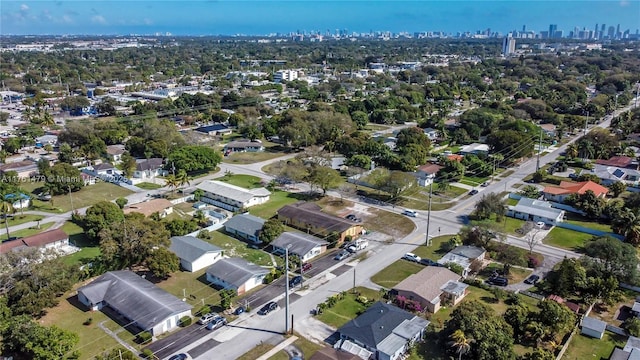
[536,130,543,172]
[352,268,356,293]
[584,111,589,136]
[425,182,433,246]
[284,245,290,334]
[68,185,74,213]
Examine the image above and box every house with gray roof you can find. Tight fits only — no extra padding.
[133,158,165,179]
[77,270,192,336]
[581,164,640,186]
[197,180,271,212]
[224,213,266,243]
[205,258,269,295]
[224,139,264,154]
[437,245,486,278]
[277,202,364,244]
[271,232,328,262]
[506,197,565,226]
[336,302,429,360]
[581,316,607,339]
[170,236,224,272]
[610,336,640,360]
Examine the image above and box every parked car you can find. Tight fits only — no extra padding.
[197,313,217,325]
[168,354,189,360]
[419,258,439,266]
[469,189,479,195]
[481,181,490,187]
[206,316,227,330]
[345,214,357,220]
[487,277,508,286]
[297,262,312,273]
[346,245,358,253]
[536,221,545,229]
[402,209,417,217]
[258,301,278,315]
[334,250,350,260]
[289,275,303,287]
[233,306,246,315]
[402,253,421,263]
[524,274,540,285]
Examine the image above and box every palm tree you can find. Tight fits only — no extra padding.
[612,209,640,245]
[0,198,15,240]
[164,174,179,194]
[448,330,473,360]
[193,189,204,202]
[565,143,579,160]
[41,112,55,129]
[175,169,191,190]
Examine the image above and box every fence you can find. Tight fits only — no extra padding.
[519,290,545,301]
[169,195,194,205]
[555,222,623,239]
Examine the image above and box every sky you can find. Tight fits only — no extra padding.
[1,0,639,36]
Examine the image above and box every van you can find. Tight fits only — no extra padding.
[402,210,417,217]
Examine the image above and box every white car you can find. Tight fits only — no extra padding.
[536,221,545,228]
[197,313,217,325]
[402,253,421,262]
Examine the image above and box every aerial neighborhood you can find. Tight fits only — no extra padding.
[1,30,640,360]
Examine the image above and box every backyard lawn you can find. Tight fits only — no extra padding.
[411,235,456,261]
[155,268,222,309]
[544,227,595,251]
[479,262,532,284]
[28,182,133,213]
[61,221,100,266]
[217,174,265,189]
[371,260,424,288]
[563,332,626,360]
[249,190,304,219]
[270,336,324,360]
[135,182,162,190]
[199,229,281,267]
[565,213,613,233]
[0,222,53,241]
[224,151,288,164]
[316,287,382,328]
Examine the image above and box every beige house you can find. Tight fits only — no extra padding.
[124,199,174,218]
[393,266,468,313]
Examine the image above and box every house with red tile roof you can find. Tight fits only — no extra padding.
[0,229,69,254]
[446,154,463,162]
[595,156,634,169]
[542,180,609,203]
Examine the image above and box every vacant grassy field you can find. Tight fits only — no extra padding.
[200,229,281,267]
[237,343,275,360]
[29,182,133,213]
[316,287,382,328]
[411,235,456,261]
[248,191,305,220]
[0,222,53,241]
[371,260,424,288]
[563,332,626,360]
[543,227,595,251]
[270,336,324,360]
[397,197,454,211]
[135,182,162,190]
[507,197,519,206]
[217,174,265,189]
[155,268,222,308]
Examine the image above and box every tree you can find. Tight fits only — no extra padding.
[436,181,450,193]
[531,170,546,183]
[261,218,284,244]
[534,300,576,341]
[175,169,191,189]
[565,190,604,219]
[565,143,579,159]
[520,349,555,360]
[473,192,506,221]
[42,163,83,195]
[82,201,125,242]
[115,197,128,209]
[2,315,79,360]
[612,209,640,245]
[193,189,204,201]
[146,247,180,278]
[608,181,626,198]
[220,289,235,310]
[545,258,587,297]
[306,165,342,196]
[504,305,529,341]
[337,183,356,203]
[437,158,465,182]
[167,146,222,173]
[519,185,541,199]
[0,198,14,240]
[623,317,640,337]
[448,330,474,360]
[119,152,137,178]
[94,347,137,360]
[582,236,639,283]
[525,227,542,254]
[381,171,418,199]
[164,174,179,194]
[3,137,23,154]
[164,219,198,236]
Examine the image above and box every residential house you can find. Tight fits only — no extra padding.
[415,164,442,187]
[196,180,271,212]
[595,156,634,169]
[93,162,117,176]
[0,159,38,178]
[123,199,174,218]
[539,123,557,138]
[4,192,30,210]
[542,181,609,203]
[223,139,264,154]
[77,270,192,336]
[81,173,97,186]
[445,154,463,162]
[393,267,468,313]
[106,144,126,164]
[224,213,266,243]
[271,232,328,262]
[437,245,486,278]
[277,202,364,243]
[459,143,489,156]
[610,336,640,360]
[506,197,565,225]
[35,134,58,147]
[170,236,224,272]
[336,301,430,360]
[309,348,360,360]
[443,118,458,129]
[581,317,607,339]
[195,124,233,136]
[422,128,439,141]
[133,158,165,179]
[205,258,269,295]
[0,228,70,254]
[582,164,640,186]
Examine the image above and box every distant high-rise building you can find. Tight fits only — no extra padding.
[601,24,607,34]
[502,37,516,56]
[522,25,526,32]
[616,24,621,38]
[608,26,616,38]
[549,24,558,38]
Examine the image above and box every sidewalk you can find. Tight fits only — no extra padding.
[256,335,298,360]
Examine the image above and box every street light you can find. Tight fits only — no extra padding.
[284,244,291,334]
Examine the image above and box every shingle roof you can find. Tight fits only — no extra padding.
[205,258,269,288]
[338,302,416,349]
[197,180,271,203]
[0,160,37,172]
[278,202,355,233]
[309,348,360,360]
[224,213,265,238]
[394,267,461,303]
[271,232,328,258]
[170,236,222,263]
[135,158,164,171]
[595,156,634,168]
[450,245,485,259]
[543,181,609,197]
[509,197,564,220]
[582,316,607,333]
[417,164,442,175]
[21,228,68,248]
[77,270,192,330]
[93,163,115,171]
[225,140,263,149]
[106,144,126,156]
[195,124,230,133]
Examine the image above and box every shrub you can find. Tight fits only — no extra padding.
[136,332,152,345]
[528,256,540,268]
[356,296,369,305]
[179,316,192,327]
[141,349,155,359]
[197,305,211,316]
[505,293,521,305]
[83,317,93,326]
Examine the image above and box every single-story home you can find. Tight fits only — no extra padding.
[271,232,328,262]
[0,159,38,178]
[277,202,364,243]
[0,228,70,254]
[581,316,607,339]
[224,139,264,154]
[93,162,116,175]
[582,164,640,186]
[336,301,430,360]
[611,336,640,360]
[393,266,467,313]
[415,164,442,187]
[224,213,266,243]
[123,198,174,218]
[195,124,233,136]
[459,143,489,155]
[196,180,271,212]
[506,197,565,226]
[133,158,165,179]
[205,258,269,295]
[539,123,557,137]
[437,245,486,278]
[595,156,634,169]
[35,134,58,147]
[170,236,224,272]
[309,348,360,360]
[422,128,439,141]
[77,270,192,336]
[542,180,609,203]
[106,144,126,164]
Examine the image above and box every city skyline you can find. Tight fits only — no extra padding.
[1,1,638,36]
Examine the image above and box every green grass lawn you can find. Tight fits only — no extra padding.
[479,262,532,284]
[29,182,133,213]
[199,229,281,267]
[237,343,275,360]
[397,196,454,211]
[461,175,489,186]
[217,174,264,189]
[135,182,162,190]
[155,268,222,308]
[543,227,595,251]
[61,222,100,266]
[565,213,612,233]
[563,332,626,360]
[371,260,424,288]
[411,235,456,261]
[270,336,324,360]
[0,222,53,241]
[2,214,44,227]
[223,151,288,164]
[316,287,382,328]
[495,217,527,235]
[507,198,519,206]
[249,190,304,219]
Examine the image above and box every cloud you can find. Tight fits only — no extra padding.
[91,15,107,24]
[620,0,630,6]
[20,4,29,11]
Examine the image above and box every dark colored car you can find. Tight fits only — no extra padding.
[345,214,357,220]
[469,189,479,195]
[258,301,278,315]
[419,258,439,267]
[206,316,227,330]
[233,306,245,315]
[297,263,312,273]
[289,275,303,287]
[168,354,188,360]
[524,274,540,285]
[487,277,508,286]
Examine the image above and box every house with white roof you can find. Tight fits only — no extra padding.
[459,143,489,155]
[196,180,271,211]
[506,197,565,225]
[437,245,486,278]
